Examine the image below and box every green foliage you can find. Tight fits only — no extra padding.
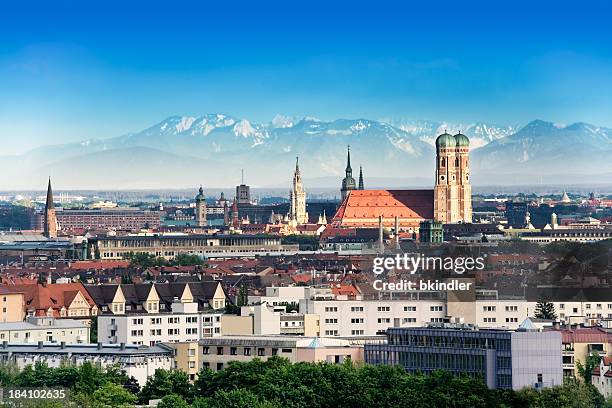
[157,394,190,408]
[91,382,138,408]
[90,316,98,343]
[172,253,204,266]
[0,357,607,408]
[124,252,203,268]
[124,252,167,268]
[281,234,320,250]
[577,352,602,384]
[138,368,193,404]
[535,300,557,320]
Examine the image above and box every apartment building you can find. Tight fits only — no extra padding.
[0,316,89,344]
[299,298,447,336]
[365,323,562,390]
[0,342,172,386]
[0,288,25,323]
[171,335,363,375]
[220,304,320,336]
[87,281,226,345]
[548,325,612,378]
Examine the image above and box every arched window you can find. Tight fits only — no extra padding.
[440,158,445,167]
[455,158,459,167]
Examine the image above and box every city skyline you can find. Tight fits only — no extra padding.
[1,0,612,155]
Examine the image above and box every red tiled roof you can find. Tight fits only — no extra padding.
[69,260,130,270]
[331,284,360,297]
[555,327,612,344]
[291,274,312,284]
[3,283,96,317]
[333,189,434,227]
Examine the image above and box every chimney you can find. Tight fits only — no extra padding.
[97,342,103,350]
[378,215,384,254]
[394,216,400,250]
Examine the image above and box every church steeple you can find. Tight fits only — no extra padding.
[44,178,57,238]
[340,146,356,201]
[345,145,352,177]
[358,166,364,190]
[45,178,55,210]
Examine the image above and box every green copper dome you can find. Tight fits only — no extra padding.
[435,132,455,149]
[454,132,470,147]
[195,186,205,201]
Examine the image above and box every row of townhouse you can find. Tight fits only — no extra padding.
[87,281,227,345]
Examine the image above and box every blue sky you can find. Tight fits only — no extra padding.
[1,0,611,154]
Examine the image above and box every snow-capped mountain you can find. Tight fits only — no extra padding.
[388,119,518,148]
[1,115,611,189]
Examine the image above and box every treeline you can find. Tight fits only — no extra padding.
[0,358,610,408]
[124,252,204,268]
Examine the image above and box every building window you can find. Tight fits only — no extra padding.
[230,347,237,355]
[404,306,416,312]
[216,347,224,355]
[377,306,390,312]
[430,306,443,312]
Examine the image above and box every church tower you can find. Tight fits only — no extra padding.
[289,157,308,224]
[358,166,364,190]
[433,132,472,223]
[195,186,207,227]
[340,146,356,201]
[44,178,58,238]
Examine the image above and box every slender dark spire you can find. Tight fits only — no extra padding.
[45,177,54,210]
[345,145,352,176]
[358,166,364,190]
[295,156,300,173]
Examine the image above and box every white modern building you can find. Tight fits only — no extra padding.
[0,342,172,386]
[0,317,89,344]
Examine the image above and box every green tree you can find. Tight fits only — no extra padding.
[157,394,189,408]
[91,382,138,408]
[535,300,557,320]
[138,369,193,403]
[171,253,204,266]
[577,351,602,384]
[90,316,98,343]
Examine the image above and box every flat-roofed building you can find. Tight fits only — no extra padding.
[0,316,89,344]
[88,233,298,260]
[0,342,172,386]
[172,335,364,374]
[33,207,162,232]
[365,323,562,390]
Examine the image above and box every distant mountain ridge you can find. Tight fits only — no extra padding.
[1,115,611,189]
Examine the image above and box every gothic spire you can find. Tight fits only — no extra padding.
[345,145,352,176]
[358,166,364,190]
[45,177,54,210]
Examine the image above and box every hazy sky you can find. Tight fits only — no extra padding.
[1,0,612,154]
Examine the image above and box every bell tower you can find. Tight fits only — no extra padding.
[434,132,472,223]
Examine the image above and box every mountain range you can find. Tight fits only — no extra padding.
[1,115,611,190]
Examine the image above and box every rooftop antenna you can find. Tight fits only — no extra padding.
[241,168,244,185]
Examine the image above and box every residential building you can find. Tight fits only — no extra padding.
[0,288,25,323]
[2,283,97,321]
[173,335,363,373]
[220,304,320,336]
[592,357,612,399]
[365,322,562,390]
[87,281,227,345]
[0,342,172,386]
[299,298,447,336]
[549,325,612,378]
[0,316,89,344]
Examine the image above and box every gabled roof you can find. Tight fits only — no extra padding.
[85,281,224,313]
[333,189,434,225]
[5,283,96,317]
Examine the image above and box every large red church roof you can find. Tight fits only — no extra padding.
[333,189,434,226]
